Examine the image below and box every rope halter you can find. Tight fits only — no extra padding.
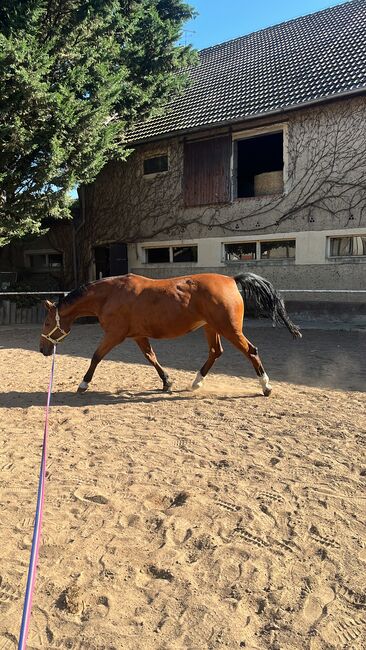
[41,308,70,345]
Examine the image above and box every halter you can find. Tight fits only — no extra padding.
[41,308,70,345]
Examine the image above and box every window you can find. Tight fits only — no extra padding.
[48,253,63,268]
[143,154,168,175]
[145,245,198,263]
[225,242,257,261]
[329,236,366,257]
[173,246,197,263]
[224,239,295,262]
[260,240,295,259]
[234,131,284,198]
[146,247,170,263]
[26,251,63,271]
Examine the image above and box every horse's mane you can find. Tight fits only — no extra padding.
[58,281,96,307]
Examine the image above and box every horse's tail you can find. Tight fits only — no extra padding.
[234,272,302,339]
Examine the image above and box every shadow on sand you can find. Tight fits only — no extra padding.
[1,323,365,395]
[0,388,263,409]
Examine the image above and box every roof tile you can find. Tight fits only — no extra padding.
[128,1,366,143]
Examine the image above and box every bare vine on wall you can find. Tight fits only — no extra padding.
[77,98,366,279]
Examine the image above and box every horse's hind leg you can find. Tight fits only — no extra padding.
[135,337,173,392]
[78,332,125,393]
[223,330,272,396]
[192,326,223,389]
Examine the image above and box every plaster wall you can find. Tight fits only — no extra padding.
[80,95,366,298]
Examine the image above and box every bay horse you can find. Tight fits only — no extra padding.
[40,272,301,397]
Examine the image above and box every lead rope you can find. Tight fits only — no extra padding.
[18,346,56,650]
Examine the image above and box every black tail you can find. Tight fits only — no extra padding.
[234,272,302,338]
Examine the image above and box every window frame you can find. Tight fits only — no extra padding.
[142,151,169,178]
[143,244,198,264]
[260,239,296,260]
[223,238,296,263]
[231,123,288,200]
[24,249,64,272]
[327,235,366,259]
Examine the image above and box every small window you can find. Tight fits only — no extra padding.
[29,254,47,269]
[143,154,168,175]
[260,240,295,259]
[173,246,197,263]
[235,131,284,198]
[146,247,170,263]
[144,245,198,264]
[27,252,64,270]
[225,243,257,262]
[48,253,63,269]
[329,236,366,257]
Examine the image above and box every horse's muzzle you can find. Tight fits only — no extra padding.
[40,342,54,356]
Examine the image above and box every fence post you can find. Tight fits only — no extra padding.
[10,302,16,324]
[4,300,10,325]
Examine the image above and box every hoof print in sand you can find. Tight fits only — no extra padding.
[56,585,83,615]
[0,576,20,606]
[73,488,109,505]
[147,565,174,582]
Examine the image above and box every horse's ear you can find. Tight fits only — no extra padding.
[44,300,55,311]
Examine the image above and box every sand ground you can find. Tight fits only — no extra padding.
[0,322,365,650]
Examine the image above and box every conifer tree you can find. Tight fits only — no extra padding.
[0,0,195,244]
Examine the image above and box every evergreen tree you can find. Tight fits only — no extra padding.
[0,0,195,244]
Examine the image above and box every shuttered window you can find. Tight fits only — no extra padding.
[184,136,232,207]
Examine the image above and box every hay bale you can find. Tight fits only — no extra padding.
[254,170,283,196]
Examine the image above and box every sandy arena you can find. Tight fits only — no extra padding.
[0,322,365,649]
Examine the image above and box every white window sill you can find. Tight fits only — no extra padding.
[233,192,285,202]
[143,171,170,179]
[142,262,198,267]
[327,256,366,263]
[223,258,295,265]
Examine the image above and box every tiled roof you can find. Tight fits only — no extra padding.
[128,0,366,143]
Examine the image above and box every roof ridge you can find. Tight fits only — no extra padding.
[198,0,359,57]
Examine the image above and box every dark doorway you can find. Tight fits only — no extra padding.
[94,243,128,279]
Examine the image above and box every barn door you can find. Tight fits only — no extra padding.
[94,243,128,278]
[184,135,232,207]
[110,243,128,276]
[94,246,110,279]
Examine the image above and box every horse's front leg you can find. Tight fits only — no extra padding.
[192,326,223,389]
[78,333,125,393]
[135,337,173,392]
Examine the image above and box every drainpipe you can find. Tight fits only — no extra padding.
[72,185,86,285]
[72,224,78,286]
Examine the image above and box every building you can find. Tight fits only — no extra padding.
[2,1,366,317]
[78,0,366,314]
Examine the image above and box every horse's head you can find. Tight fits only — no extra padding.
[40,300,71,356]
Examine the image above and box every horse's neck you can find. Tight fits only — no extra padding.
[60,288,101,321]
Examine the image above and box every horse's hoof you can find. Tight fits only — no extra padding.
[263,386,272,397]
[162,383,173,393]
[191,371,204,390]
[77,381,89,393]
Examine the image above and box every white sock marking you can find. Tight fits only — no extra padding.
[259,372,272,394]
[192,371,205,390]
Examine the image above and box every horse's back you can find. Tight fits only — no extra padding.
[98,272,243,338]
[115,272,237,291]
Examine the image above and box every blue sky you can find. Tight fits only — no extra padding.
[182,0,348,49]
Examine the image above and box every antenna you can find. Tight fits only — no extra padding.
[181,29,196,46]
